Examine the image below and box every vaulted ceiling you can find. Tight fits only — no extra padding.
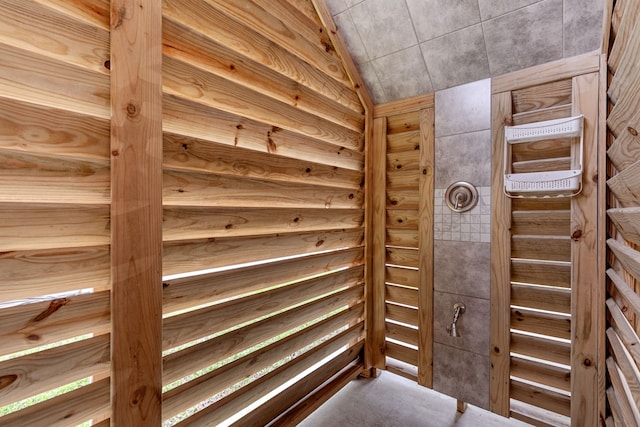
[325,0,604,104]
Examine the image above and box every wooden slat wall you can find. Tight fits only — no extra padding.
[370,95,434,385]
[603,1,640,426]
[0,0,368,425]
[490,52,604,427]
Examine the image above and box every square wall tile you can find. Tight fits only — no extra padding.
[483,0,563,76]
[350,0,417,59]
[435,78,490,137]
[477,0,543,21]
[435,130,491,187]
[372,46,433,101]
[325,0,349,15]
[564,0,604,57]
[406,0,481,42]
[433,291,490,355]
[420,24,490,91]
[357,61,387,104]
[433,343,490,409]
[333,11,370,64]
[434,240,491,299]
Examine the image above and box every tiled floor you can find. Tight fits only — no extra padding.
[300,371,531,427]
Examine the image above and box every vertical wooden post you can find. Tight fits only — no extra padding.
[570,72,603,427]
[364,117,387,370]
[110,0,163,425]
[490,91,513,417]
[417,108,434,388]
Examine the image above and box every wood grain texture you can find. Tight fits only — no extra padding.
[608,238,640,281]
[607,298,640,369]
[386,341,418,366]
[511,79,572,114]
[607,160,640,207]
[608,0,640,73]
[386,247,419,268]
[511,235,572,262]
[511,259,571,288]
[510,379,571,417]
[110,0,163,424]
[511,307,571,339]
[608,207,640,245]
[511,283,571,314]
[608,16,640,103]
[607,129,640,171]
[606,328,640,417]
[511,333,571,366]
[606,356,640,426]
[511,355,571,392]
[33,0,109,29]
[607,268,640,318]
[373,93,434,118]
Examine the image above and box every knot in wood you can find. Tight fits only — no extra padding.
[126,102,139,117]
[583,358,592,367]
[628,126,638,136]
[571,229,583,241]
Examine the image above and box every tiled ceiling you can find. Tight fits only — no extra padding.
[325,0,604,104]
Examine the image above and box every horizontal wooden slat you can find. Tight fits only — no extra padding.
[373,93,434,118]
[607,268,640,318]
[607,160,640,207]
[511,211,570,236]
[511,236,571,262]
[386,111,421,134]
[607,130,640,172]
[606,298,640,368]
[511,138,571,163]
[511,333,571,366]
[512,104,572,126]
[0,151,110,204]
[386,131,420,153]
[385,341,418,366]
[163,246,362,312]
[164,301,363,385]
[510,379,570,417]
[34,0,109,30]
[511,355,570,392]
[607,238,640,281]
[511,307,571,340]
[511,259,571,288]
[0,334,110,407]
[510,399,570,427]
[0,245,110,302]
[386,302,418,326]
[385,266,419,288]
[511,157,572,174]
[163,207,363,242]
[386,247,419,268]
[511,79,573,114]
[386,151,420,172]
[162,321,363,420]
[162,228,363,277]
[386,190,419,210]
[386,321,419,347]
[0,97,110,161]
[162,0,362,113]
[386,209,419,229]
[163,268,363,350]
[386,170,419,190]
[0,377,110,427]
[0,291,110,356]
[0,42,109,119]
[163,96,364,171]
[386,229,418,248]
[608,207,640,246]
[385,284,418,307]
[0,204,110,251]
[511,283,571,314]
[163,133,362,190]
[512,197,571,211]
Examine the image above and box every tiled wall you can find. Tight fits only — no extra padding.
[432,78,492,409]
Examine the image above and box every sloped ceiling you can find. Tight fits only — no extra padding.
[325,0,604,104]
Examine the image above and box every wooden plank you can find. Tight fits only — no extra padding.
[511,138,571,163]
[0,204,109,251]
[607,268,640,318]
[0,151,110,205]
[511,79,573,114]
[162,0,362,113]
[163,96,364,171]
[386,170,419,189]
[386,321,419,347]
[608,18,640,103]
[607,96,640,139]
[608,238,640,281]
[492,51,600,94]
[607,298,640,368]
[511,283,571,314]
[386,302,418,326]
[386,111,422,134]
[386,190,419,210]
[33,0,110,29]
[511,307,571,340]
[0,0,109,75]
[110,1,163,425]
[607,160,640,207]
[511,259,571,288]
[163,206,363,242]
[163,269,363,350]
[490,90,513,416]
[163,246,363,314]
[163,169,363,209]
[385,266,419,288]
[0,246,110,302]
[510,399,570,427]
[163,55,363,150]
[0,377,110,427]
[0,97,110,161]
[0,334,109,407]
[608,0,640,73]
[511,157,572,174]
[385,341,418,366]
[162,18,364,130]
[163,133,363,190]
[386,130,421,153]
[510,355,571,392]
[0,42,110,119]
[607,328,640,414]
[386,150,420,172]
[512,197,571,212]
[511,210,570,236]
[386,247,419,268]
[511,333,571,366]
[385,209,419,229]
[512,104,573,126]
[373,93,434,118]
[0,291,110,356]
[511,235,572,262]
[385,284,418,307]
[608,207,640,246]
[386,228,419,248]
[607,387,627,427]
[164,301,363,385]
[607,130,640,172]
[162,321,363,419]
[606,357,640,426]
[510,379,571,417]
